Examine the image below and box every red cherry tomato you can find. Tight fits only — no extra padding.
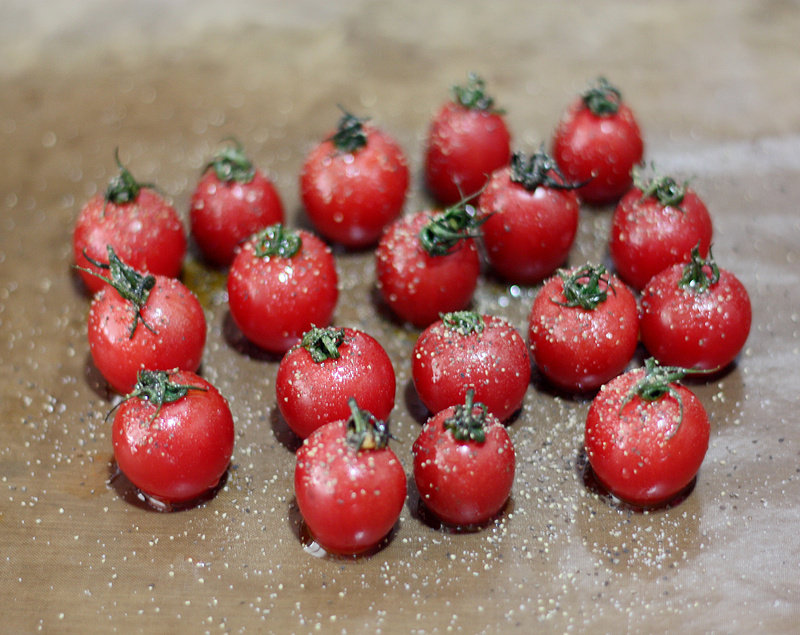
[276,326,396,439]
[413,391,515,526]
[190,141,284,266]
[528,264,639,392]
[640,246,752,370]
[584,359,710,507]
[227,224,338,354]
[552,77,643,206]
[412,311,530,421]
[425,73,511,205]
[111,369,234,506]
[300,110,409,248]
[294,401,406,555]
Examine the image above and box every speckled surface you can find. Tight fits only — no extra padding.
[2,1,799,632]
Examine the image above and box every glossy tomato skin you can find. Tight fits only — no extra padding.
[640,263,752,370]
[375,211,480,328]
[294,418,407,555]
[74,189,186,295]
[301,124,410,248]
[276,328,396,439]
[528,269,639,392]
[88,275,206,394]
[478,166,579,284]
[112,370,234,504]
[412,313,530,421]
[584,368,710,507]
[227,228,338,354]
[413,405,515,526]
[610,187,713,291]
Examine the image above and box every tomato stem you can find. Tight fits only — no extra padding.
[443,389,488,443]
[581,77,622,116]
[509,148,585,192]
[633,165,687,208]
[106,369,207,425]
[345,398,391,451]
[205,138,255,183]
[452,72,502,113]
[419,197,487,256]
[252,223,302,259]
[301,325,346,363]
[330,107,369,153]
[441,311,484,336]
[678,244,720,293]
[104,148,157,208]
[553,264,613,310]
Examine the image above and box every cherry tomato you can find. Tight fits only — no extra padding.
[584,359,710,507]
[73,150,186,295]
[294,400,406,555]
[478,150,580,284]
[424,73,511,205]
[610,169,714,290]
[84,247,206,394]
[528,264,638,392]
[300,110,410,248]
[640,246,752,370]
[413,391,515,526]
[276,326,396,439]
[552,77,643,206]
[227,224,338,354]
[412,311,530,421]
[190,141,284,266]
[111,369,235,506]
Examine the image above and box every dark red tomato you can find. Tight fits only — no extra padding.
[276,326,396,439]
[584,358,710,507]
[413,391,515,526]
[478,150,580,284]
[300,110,409,248]
[112,369,234,506]
[528,264,638,392]
[190,141,284,266]
[412,311,530,421]
[73,151,186,295]
[424,73,511,205]
[640,246,752,370]
[375,206,481,328]
[552,77,643,206]
[227,224,338,354]
[85,247,206,394]
[294,401,406,555]
[610,171,714,290]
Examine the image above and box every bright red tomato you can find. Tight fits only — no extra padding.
[528,264,638,392]
[413,391,515,526]
[300,110,409,248]
[584,358,710,507]
[610,170,714,290]
[294,401,406,555]
[276,326,396,439]
[227,224,338,354]
[73,150,186,295]
[552,77,643,205]
[424,73,511,205]
[478,150,580,284]
[190,141,284,266]
[111,369,234,507]
[640,246,752,370]
[84,246,206,394]
[412,311,530,421]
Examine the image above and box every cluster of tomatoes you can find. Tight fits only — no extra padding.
[71,74,751,554]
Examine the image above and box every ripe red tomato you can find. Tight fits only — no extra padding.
[528,264,638,392]
[424,73,511,205]
[73,150,186,295]
[190,141,284,266]
[300,110,410,248]
[276,326,396,439]
[640,246,752,370]
[294,400,406,555]
[375,205,481,327]
[584,358,710,507]
[610,170,714,290]
[413,391,515,526]
[84,246,206,394]
[478,150,580,284]
[552,77,643,206]
[412,311,530,421]
[227,224,338,354]
[111,369,234,507]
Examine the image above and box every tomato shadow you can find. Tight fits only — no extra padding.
[529,365,598,404]
[270,406,303,454]
[403,378,430,426]
[83,352,116,401]
[221,311,284,363]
